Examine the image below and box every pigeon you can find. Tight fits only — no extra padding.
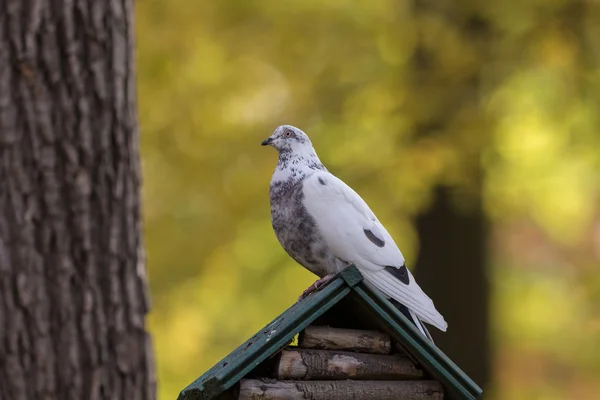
[261,125,447,339]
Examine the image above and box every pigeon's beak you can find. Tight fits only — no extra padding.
[261,137,273,146]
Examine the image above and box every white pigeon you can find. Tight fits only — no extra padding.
[262,125,447,338]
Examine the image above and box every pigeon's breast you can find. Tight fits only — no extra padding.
[269,179,342,277]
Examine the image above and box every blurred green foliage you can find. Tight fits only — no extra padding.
[136,1,600,399]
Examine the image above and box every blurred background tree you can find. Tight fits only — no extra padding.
[137,1,600,399]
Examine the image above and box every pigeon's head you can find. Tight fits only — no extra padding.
[261,125,313,153]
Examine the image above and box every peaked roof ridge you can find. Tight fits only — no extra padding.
[178,265,483,400]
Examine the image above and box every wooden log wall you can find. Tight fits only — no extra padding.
[237,325,444,400]
[277,349,422,380]
[299,326,392,354]
[239,379,444,400]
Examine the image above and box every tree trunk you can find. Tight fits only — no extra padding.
[0,1,155,399]
[414,186,489,389]
[407,2,492,390]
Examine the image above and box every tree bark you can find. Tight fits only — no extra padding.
[276,349,423,380]
[299,326,392,354]
[0,1,155,400]
[239,379,443,400]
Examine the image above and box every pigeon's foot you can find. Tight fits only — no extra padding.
[298,273,336,301]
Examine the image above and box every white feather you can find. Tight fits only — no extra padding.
[409,309,434,342]
[302,170,448,332]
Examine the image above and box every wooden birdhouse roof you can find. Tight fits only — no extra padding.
[178,265,483,400]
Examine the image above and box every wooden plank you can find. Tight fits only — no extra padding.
[276,349,423,380]
[299,326,391,354]
[238,379,443,400]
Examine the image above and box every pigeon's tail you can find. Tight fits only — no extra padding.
[390,299,434,343]
[410,309,434,343]
[361,268,448,331]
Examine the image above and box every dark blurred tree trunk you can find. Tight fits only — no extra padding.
[0,1,155,400]
[414,186,489,389]
[409,0,491,390]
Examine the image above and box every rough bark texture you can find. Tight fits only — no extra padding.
[277,349,422,380]
[299,326,391,354]
[238,379,443,400]
[0,1,155,400]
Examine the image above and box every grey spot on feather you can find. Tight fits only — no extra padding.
[318,177,326,186]
[385,265,410,285]
[364,229,384,247]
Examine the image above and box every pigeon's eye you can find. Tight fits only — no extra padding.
[285,131,292,137]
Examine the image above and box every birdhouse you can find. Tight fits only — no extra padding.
[178,265,483,400]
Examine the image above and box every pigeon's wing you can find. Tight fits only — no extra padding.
[302,171,447,331]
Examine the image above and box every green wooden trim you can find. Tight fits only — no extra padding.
[178,270,355,400]
[339,264,363,287]
[352,284,483,400]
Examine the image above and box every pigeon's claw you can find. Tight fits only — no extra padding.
[298,273,336,301]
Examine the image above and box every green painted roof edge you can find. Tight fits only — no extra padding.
[352,284,483,400]
[177,266,363,400]
[177,265,483,400]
